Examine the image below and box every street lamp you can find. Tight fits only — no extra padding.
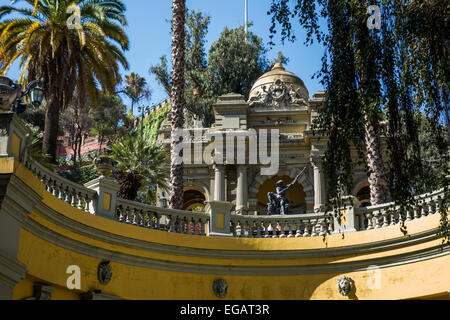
[0,76,44,114]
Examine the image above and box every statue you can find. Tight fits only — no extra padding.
[267,168,306,215]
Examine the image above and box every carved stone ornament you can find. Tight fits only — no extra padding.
[98,261,112,285]
[212,279,228,298]
[249,79,306,108]
[337,276,354,296]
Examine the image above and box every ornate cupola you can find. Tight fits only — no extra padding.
[248,63,309,109]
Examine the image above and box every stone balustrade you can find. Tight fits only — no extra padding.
[116,198,210,236]
[2,112,448,240]
[354,189,447,231]
[23,153,98,214]
[230,212,331,238]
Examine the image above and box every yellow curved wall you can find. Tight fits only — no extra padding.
[5,159,450,300]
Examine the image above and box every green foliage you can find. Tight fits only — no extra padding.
[0,0,129,160]
[106,133,169,201]
[142,103,171,143]
[123,72,151,114]
[58,161,100,186]
[268,0,449,241]
[89,94,127,150]
[150,10,283,127]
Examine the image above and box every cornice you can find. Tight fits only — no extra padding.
[21,213,449,276]
[27,199,446,262]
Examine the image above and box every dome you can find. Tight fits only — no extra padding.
[248,63,309,108]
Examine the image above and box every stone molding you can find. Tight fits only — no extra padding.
[19,214,450,276]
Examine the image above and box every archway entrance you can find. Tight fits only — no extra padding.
[183,188,206,212]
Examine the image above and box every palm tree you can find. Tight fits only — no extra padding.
[124,72,150,114]
[169,0,186,209]
[107,134,169,201]
[0,0,129,162]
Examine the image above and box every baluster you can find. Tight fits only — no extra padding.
[85,196,91,213]
[262,221,270,238]
[199,218,206,236]
[77,192,84,210]
[319,219,327,237]
[420,201,428,217]
[328,218,334,234]
[427,200,435,215]
[389,210,396,226]
[269,222,276,238]
[414,205,421,220]
[295,221,302,238]
[366,213,374,230]
[255,221,262,238]
[230,221,237,237]
[287,221,295,238]
[65,189,72,205]
[131,208,138,225]
[189,217,194,235]
[117,205,124,222]
[125,206,132,224]
[310,219,318,236]
[139,210,145,227]
[381,210,389,228]
[406,207,413,221]
[303,220,311,237]
[246,221,252,238]
[373,210,381,229]
[71,190,77,207]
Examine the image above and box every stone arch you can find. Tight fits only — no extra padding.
[183,182,210,202]
[353,177,371,207]
[249,165,314,212]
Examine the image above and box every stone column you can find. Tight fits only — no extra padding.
[214,164,225,201]
[312,157,326,212]
[235,165,248,215]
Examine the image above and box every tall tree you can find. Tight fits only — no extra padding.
[107,134,169,201]
[267,0,448,208]
[123,72,151,114]
[150,12,283,127]
[0,0,129,162]
[61,101,93,162]
[169,0,186,210]
[89,94,127,155]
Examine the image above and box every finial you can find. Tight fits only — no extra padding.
[271,62,285,71]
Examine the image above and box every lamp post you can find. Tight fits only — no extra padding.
[0,76,44,113]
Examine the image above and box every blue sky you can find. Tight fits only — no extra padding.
[7,0,327,114]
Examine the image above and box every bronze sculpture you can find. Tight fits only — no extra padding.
[267,168,306,215]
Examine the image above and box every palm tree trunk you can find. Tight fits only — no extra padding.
[364,115,385,205]
[354,0,386,206]
[42,97,60,163]
[169,0,186,210]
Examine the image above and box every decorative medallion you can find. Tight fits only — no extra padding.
[212,279,228,298]
[98,261,112,285]
[337,276,354,296]
[249,79,306,108]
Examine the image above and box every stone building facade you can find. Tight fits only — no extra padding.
[158,63,372,214]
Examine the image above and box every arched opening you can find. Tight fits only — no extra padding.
[183,188,206,212]
[356,186,371,208]
[256,175,306,215]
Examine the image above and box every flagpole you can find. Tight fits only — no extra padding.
[244,0,248,36]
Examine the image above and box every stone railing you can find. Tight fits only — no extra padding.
[116,198,210,236]
[230,212,331,238]
[1,111,448,239]
[23,153,98,213]
[354,189,447,231]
